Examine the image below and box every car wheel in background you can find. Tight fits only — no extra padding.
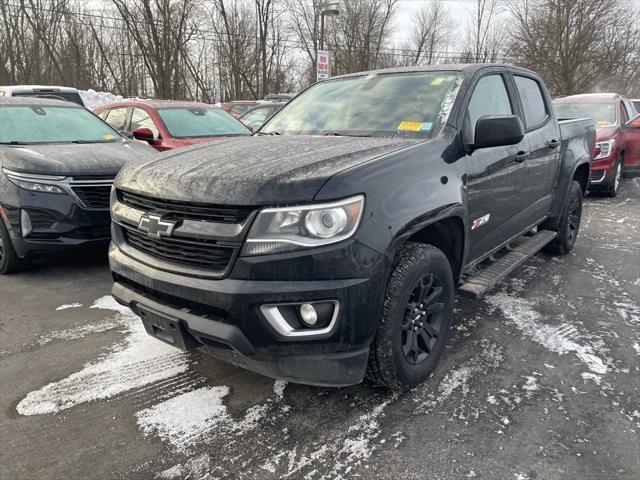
[542,180,583,255]
[604,156,622,197]
[0,220,24,274]
[366,242,454,390]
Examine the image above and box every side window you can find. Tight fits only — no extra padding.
[514,75,548,129]
[467,74,513,140]
[97,109,110,121]
[623,100,637,120]
[104,107,128,131]
[131,108,159,138]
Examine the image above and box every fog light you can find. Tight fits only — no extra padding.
[299,303,318,326]
[21,209,32,237]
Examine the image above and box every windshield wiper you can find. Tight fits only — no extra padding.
[323,132,372,138]
[258,131,281,136]
[71,139,114,144]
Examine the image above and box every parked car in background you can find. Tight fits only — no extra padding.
[554,93,640,196]
[95,100,250,152]
[109,64,594,390]
[0,97,154,274]
[264,94,293,102]
[0,85,85,107]
[221,100,265,117]
[239,102,286,130]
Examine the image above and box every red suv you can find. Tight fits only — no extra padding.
[554,93,640,196]
[95,100,250,152]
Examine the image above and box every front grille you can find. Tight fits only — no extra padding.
[72,186,112,209]
[121,224,235,271]
[118,189,253,224]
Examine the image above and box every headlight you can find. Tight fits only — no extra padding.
[3,169,66,194]
[595,139,615,160]
[242,195,365,255]
[11,179,65,194]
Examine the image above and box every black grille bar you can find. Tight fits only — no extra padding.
[118,189,253,224]
[122,224,235,271]
[72,186,112,209]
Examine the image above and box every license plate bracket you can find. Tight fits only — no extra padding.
[136,304,198,351]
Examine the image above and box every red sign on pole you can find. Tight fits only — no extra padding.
[317,49,330,81]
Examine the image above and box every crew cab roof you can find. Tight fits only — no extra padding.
[330,63,538,80]
[0,85,80,93]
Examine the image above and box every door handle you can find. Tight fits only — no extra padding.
[547,139,560,149]
[515,151,530,163]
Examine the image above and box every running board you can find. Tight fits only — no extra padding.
[458,230,557,298]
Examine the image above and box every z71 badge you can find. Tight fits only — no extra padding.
[471,214,490,230]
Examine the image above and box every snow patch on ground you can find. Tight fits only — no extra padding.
[79,89,123,110]
[486,293,608,375]
[155,454,212,479]
[16,296,189,416]
[55,303,82,311]
[36,318,125,346]
[139,379,289,454]
[137,387,230,453]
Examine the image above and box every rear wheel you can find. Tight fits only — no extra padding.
[603,156,622,197]
[366,243,454,390]
[0,220,24,274]
[543,180,583,255]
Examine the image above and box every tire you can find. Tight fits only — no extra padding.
[366,242,454,390]
[603,156,622,197]
[0,220,24,274]
[542,180,583,255]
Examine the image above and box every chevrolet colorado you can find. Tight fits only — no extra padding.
[110,64,595,390]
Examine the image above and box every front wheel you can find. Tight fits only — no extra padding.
[0,220,25,274]
[543,180,583,255]
[366,243,454,390]
[604,156,622,197]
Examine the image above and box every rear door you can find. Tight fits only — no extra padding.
[622,99,640,168]
[512,74,561,220]
[463,72,531,261]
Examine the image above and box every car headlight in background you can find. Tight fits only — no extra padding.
[242,195,365,255]
[3,169,66,194]
[594,139,615,160]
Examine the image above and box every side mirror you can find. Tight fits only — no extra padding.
[470,115,525,151]
[132,127,155,144]
[625,116,640,129]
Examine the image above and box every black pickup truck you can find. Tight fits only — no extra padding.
[109,64,595,390]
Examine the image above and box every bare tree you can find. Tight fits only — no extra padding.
[506,0,640,96]
[461,0,507,63]
[399,0,452,66]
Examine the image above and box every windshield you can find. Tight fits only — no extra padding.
[157,107,250,138]
[0,105,119,144]
[261,72,462,138]
[554,102,617,126]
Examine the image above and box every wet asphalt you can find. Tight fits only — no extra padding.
[0,178,638,480]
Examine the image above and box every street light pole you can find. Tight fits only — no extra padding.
[316,6,339,82]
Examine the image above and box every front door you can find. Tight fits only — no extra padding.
[463,72,531,262]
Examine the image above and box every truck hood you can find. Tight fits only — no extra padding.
[0,141,155,177]
[115,135,417,205]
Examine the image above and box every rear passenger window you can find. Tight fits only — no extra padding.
[104,107,128,131]
[514,76,548,129]
[467,75,513,137]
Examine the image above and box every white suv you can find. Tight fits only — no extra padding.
[0,85,85,107]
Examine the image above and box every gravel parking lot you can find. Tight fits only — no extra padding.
[1,178,638,480]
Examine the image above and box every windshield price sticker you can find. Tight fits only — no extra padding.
[397,121,424,132]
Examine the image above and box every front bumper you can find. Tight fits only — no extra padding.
[1,182,111,259]
[109,239,389,386]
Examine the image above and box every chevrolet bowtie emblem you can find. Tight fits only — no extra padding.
[138,214,176,239]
